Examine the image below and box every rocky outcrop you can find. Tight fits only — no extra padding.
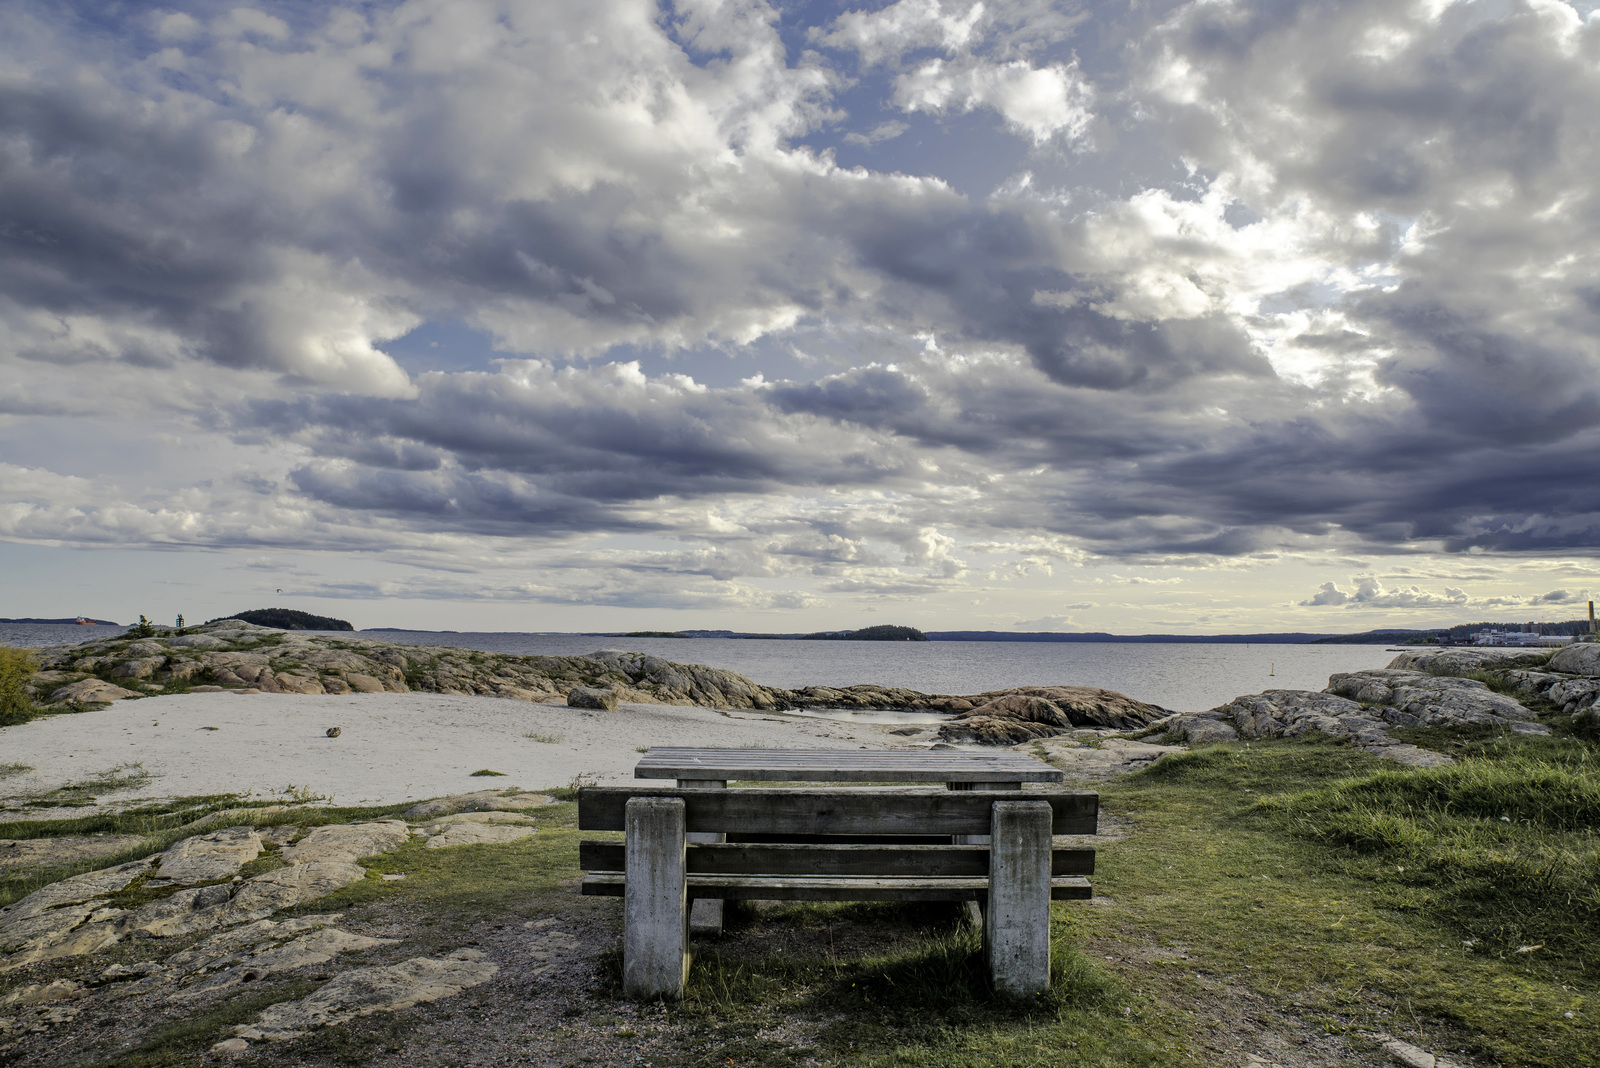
[45,679,141,704]
[19,619,1165,745]
[1165,662,1563,768]
[1546,643,1600,677]
[0,800,558,1053]
[1325,669,1546,733]
[419,812,539,849]
[0,836,144,872]
[148,826,261,886]
[938,686,1165,745]
[1384,641,1600,718]
[25,622,793,711]
[401,791,552,820]
[1166,689,1456,768]
[232,950,497,1042]
[1385,647,1552,673]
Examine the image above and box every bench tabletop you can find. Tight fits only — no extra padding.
[634,747,1064,783]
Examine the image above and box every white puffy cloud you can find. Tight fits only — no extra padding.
[895,57,1094,144]
[1298,576,1469,609]
[812,0,987,68]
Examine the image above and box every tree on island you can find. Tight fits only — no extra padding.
[802,625,928,641]
[208,608,354,631]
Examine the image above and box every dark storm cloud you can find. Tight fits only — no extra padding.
[233,362,925,536]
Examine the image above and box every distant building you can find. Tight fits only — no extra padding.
[1471,629,1571,647]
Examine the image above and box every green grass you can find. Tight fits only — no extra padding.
[1257,744,1600,971]
[469,768,507,777]
[523,732,564,743]
[1086,731,1598,1068]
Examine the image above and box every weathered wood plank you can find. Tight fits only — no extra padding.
[634,747,1063,783]
[579,841,1095,878]
[578,787,1098,835]
[582,873,1092,902]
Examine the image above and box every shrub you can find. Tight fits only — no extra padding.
[0,647,40,726]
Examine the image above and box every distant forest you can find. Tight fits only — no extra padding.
[1311,618,1598,644]
[210,608,354,631]
[801,625,928,641]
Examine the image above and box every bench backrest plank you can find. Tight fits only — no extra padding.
[579,841,1096,878]
[577,787,1098,836]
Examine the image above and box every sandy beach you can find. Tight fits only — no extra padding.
[0,692,935,808]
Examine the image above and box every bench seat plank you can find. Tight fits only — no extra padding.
[581,873,1092,902]
[579,841,1094,877]
[578,787,1098,835]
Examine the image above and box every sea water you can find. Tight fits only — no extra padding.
[2,623,1397,713]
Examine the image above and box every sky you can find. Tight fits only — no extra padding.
[3,0,1600,634]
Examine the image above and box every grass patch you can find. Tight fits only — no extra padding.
[1258,747,1600,970]
[36,762,156,804]
[0,762,32,778]
[523,732,564,744]
[79,978,320,1068]
[1085,731,1597,1068]
[470,768,507,776]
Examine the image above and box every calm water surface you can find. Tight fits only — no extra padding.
[1,624,1398,713]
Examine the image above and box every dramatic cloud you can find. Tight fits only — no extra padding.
[4,0,1600,629]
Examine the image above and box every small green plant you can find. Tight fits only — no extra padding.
[0,646,40,726]
[134,614,157,637]
[0,762,32,779]
[470,769,508,777]
[524,732,564,744]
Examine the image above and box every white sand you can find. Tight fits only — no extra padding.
[0,693,933,808]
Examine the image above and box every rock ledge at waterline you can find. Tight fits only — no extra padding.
[22,620,1167,745]
[1163,644,1600,766]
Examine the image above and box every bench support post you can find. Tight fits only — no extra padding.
[624,797,688,999]
[986,800,1052,996]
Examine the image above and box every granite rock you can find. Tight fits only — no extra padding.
[566,686,618,711]
[1547,643,1600,677]
[1385,647,1553,673]
[233,952,498,1041]
[1325,669,1546,733]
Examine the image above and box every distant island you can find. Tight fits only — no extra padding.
[578,619,1597,644]
[0,617,120,625]
[210,608,354,631]
[801,625,928,641]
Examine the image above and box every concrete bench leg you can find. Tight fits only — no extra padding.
[986,800,1052,996]
[624,797,688,999]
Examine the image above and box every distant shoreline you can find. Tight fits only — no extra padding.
[366,626,1350,642]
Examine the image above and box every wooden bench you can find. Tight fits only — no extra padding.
[578,785,1098,998]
